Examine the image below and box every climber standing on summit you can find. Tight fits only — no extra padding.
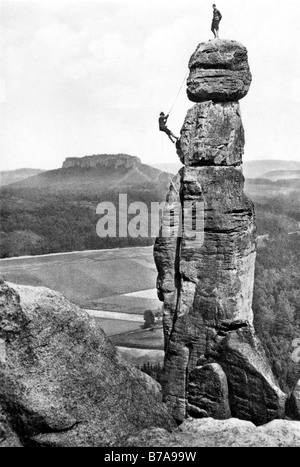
[158,112,179,144]
[211,4,222,39]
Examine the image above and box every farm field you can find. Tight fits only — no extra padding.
[92,317,142,336]
[0,246,160,310]
[111,326,164,350]
[0,247,163,364]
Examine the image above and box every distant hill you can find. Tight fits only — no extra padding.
[7,154,171,195]
[0,154,171,258]
[147,161,183,175]
[260,170,300,181]
[244,176,300,236]
[1,154,299,258]
[243,160,300,179]
[0,168,44,187]
[149,159,300,180]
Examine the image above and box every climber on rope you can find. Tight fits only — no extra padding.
[158,112,179,144]
[211,4,222,39]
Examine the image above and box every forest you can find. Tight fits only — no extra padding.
[0,171,299,258]
[253,233,300,393]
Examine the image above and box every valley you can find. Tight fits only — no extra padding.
[0,246,165,367]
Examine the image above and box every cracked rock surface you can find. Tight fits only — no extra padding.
[154,39,286,424]
[176,101,245,166]
[187,39,252,103]
[286,380,300,421]
[0,278,175,447]
[124,417,300,447]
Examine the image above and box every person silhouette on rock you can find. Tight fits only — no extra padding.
[158,112,179,144]
[211,4,222,39]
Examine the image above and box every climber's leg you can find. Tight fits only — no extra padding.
[211,21,216,38]
[164,128,176,143]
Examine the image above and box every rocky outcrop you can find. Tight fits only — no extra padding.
[154,39,286,425]
[0,278,175,447]
[187,40,252,103]
[176,102,245,166]
[286,380,300,421]
[62,153,140,170]
[188,364,231,419]
[124,417,300,447]
[0,406,23,447]
[208,326,286,425]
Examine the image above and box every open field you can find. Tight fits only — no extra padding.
[0,247,163,363]
[111,326,164,350]
[93,317,142,336]
[89,291,160,314]
[0,246,161,312]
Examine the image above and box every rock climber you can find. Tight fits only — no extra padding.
[158,112,179,144]
[211,4,222,39]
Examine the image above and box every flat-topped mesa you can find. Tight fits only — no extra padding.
[177,40,251,167]
[62,154,140,170]
[187,40,252,103]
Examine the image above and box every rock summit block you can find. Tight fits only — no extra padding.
[187,40,252,103]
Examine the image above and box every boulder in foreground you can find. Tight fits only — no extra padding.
[125,417,300,447]
[0,278,175,447]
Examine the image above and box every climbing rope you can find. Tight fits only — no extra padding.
[158,70,189,194]
[160,133,179,195]
[167,70,189,116]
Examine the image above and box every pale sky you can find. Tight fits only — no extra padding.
[1,0,300,171]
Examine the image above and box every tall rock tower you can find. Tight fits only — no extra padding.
[154,40,286,425]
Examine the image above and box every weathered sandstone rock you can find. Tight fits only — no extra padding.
[208,326,286,425]
[286,380,300,421]
[176,101,245,166]
[0,406,23,447]
[154,39,286,425]
[124,417,300,447]
[155,168,286,424]
[0,278,175,447]
[187,40,252,103]
[188,363,231,419]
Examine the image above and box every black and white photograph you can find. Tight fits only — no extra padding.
[0,0,300,451]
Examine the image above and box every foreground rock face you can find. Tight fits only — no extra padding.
[286,380,300,421]
[187,40,252,103]
[154,39,286,424]
[209,326,286,424]
[125,417,300,447]
[188,364,231,419]
[0,406,22,447]
[0,279,175,447]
